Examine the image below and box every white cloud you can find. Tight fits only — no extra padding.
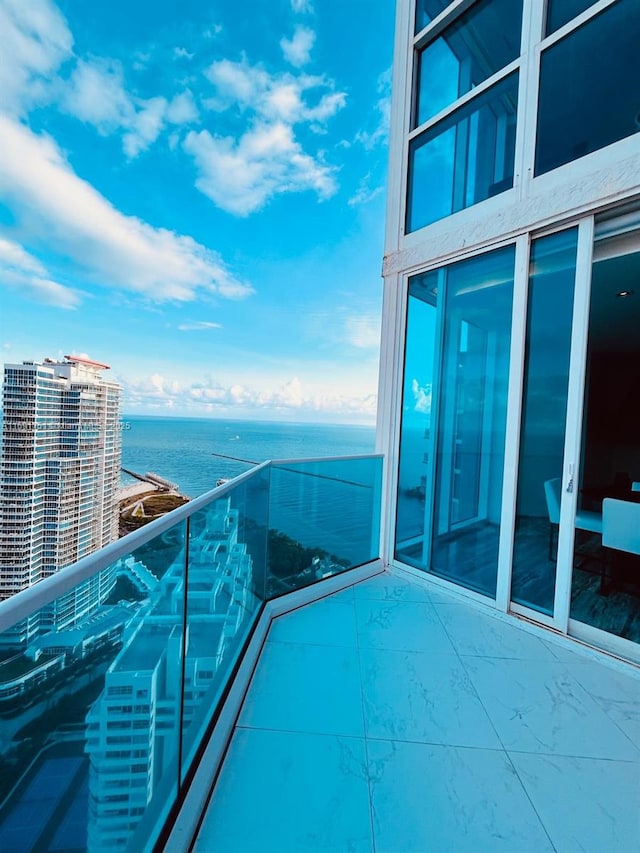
[0,116,252,302]
[184,121,336,216]
[344,315,381,349]
[304,304,382,353]
[203,23,223,38]
[166,90,198,124]
[0,0,73,115]
[204,59,345,125]
[411,378,431,414]
[61,59,198,157]
[191,58,345,214]
[291,0,313,13]
[0,236,46,275]
[19,276,81,309]
[122,96,167,158]
[355,67,391,150]
[0,236,80,309]
[62,58,131,131]
[280,26,315,68]
[173,46,194,60]
[177,321,222,331]
[348,173,384,207]
[120,372,377,419]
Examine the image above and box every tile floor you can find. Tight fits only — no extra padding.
[194,571,640,853]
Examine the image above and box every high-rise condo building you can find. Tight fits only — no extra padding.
[381,0,640,660]
[0,356,121,642]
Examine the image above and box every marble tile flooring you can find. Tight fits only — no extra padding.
[194,571,640,853]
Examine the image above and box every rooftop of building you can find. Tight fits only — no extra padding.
[114,620,179,673]
[193,569,640,852]
[63,355,110,370]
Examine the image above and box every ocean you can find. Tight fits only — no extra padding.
[121,416,376,498]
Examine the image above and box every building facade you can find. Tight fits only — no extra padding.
[0,356,121,640]
[379,0,640,662]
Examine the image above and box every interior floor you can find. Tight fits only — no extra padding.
[396,517,640,645]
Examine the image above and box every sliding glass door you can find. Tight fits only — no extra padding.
[509,229,578,616]
[394,210,640,659]
[395,245,515,599]
[568,220,640,648]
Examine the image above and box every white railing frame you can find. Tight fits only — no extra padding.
[0,454,383,631]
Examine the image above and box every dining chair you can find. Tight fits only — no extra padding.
[544,478,602,561]
[601,498,640,593]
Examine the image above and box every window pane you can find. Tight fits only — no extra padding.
[395,272,439,561]
[407,73,518,233]
[269,456,382,589]
[395,247,515,598]
[535,0,640,175]
[546,0,596,34]
[415,0,522,127]
[511,229,577,615]
[431,246,514,598]
[415,0,452,33]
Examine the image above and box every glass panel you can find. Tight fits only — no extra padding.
[0,523,186,852]
[407,73,518,232]
[535,0,640,176]
[570,235,640,644]
[180,470,268,779]
[395,271,439,564]
[415,0,522,127]
[430,246,515,598]
[546,0,597,34]
[415,0,452,33]
[268,456,382,595]
[511,229,578,615]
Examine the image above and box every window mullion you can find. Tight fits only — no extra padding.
[409,58,520,142]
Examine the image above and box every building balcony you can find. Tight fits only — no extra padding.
[0,455,637,852]
[186,570,639,852]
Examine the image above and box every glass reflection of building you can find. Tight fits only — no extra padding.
[384,0,640,661]
[85,499,253,851]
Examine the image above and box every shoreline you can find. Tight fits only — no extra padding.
[118,482,159,502]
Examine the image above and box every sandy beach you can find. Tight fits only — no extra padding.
[118,482,159,502]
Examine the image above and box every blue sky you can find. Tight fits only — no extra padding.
[0,0,393,423]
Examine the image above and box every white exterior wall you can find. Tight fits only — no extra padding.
[379,0,640,659]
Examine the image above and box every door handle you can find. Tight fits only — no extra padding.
[566,463,574,494]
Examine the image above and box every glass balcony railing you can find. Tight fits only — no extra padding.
[0,454,382,852]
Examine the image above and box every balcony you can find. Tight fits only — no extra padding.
[0,454,638,852]
[190,572,640,852]
[0,455,382,851]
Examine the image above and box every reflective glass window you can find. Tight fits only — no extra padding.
[415,0,522,127]
[535,0,640,175]
[546,0,597,34]
[511,229,577,615]
[407,73,518,232]
[415,0,451,33]
[395,246,515,601]
[395,271,439,558]
[430,246,514,598]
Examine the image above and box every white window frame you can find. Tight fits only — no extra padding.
[390,0,636,262]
